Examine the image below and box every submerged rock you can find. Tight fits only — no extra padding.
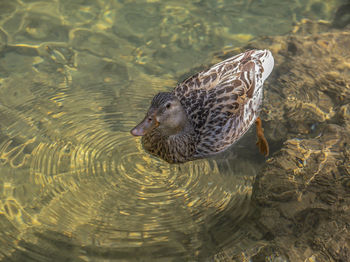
[252,124,350,261]
[212,20,350,262]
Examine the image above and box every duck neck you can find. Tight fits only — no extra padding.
[142,120,197,163]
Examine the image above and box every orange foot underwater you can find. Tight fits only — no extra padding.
[255,117,269,157]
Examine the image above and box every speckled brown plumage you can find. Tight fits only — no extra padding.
[142,127,197,163]
[131,49,274,163]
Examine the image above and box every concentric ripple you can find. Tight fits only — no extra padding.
[0,74,257,260]
[0,41,257,261]
[0,0,305,259]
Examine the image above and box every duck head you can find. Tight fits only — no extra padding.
[131,92,188,137]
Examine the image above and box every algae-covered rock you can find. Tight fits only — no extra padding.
[251,123,350,261]
[212,20,350,262]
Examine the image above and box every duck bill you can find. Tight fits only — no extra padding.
[130,115,158,136]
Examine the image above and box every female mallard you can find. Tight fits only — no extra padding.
[131,49,274,163]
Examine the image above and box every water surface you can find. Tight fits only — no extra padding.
[0,0,347,261]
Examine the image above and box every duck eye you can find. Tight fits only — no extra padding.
[147,117,152,122]
[166,103,171,109]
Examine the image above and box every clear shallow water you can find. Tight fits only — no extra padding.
[0,0,347,261]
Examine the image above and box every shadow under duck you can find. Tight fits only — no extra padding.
[131,49,274,163]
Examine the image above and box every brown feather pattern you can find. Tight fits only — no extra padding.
[139,49,274,163]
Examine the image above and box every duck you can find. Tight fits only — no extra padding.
[131,49,274,163]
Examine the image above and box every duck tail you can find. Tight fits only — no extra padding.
[256,50,274,82]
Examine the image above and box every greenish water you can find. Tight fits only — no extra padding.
[0,0,347,261]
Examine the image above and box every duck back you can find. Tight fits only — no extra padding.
[174,50,274,158]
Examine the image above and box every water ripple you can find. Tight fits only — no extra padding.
[0,63,260,261]
[12,82,255,260]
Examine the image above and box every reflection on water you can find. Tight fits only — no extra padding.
[0,0,348,261]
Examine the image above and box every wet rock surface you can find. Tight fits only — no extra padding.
[252,124,350,261]
[212,21,350,262]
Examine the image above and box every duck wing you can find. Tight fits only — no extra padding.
[174,49,274,156]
